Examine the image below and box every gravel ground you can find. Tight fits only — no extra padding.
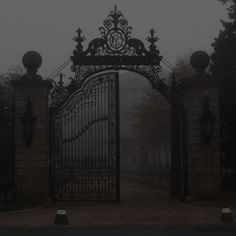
[0,177,235,229]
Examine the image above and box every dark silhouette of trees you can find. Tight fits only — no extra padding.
[132,88,170,153]
[0,65,25,107]
[130,54,194,170]
[131,87,171,191]
[211,0,236,191]
[174,54,195,80]
[211,0,236,79]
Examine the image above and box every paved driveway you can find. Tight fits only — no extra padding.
[0,228,236,236]
[0,177,235,229]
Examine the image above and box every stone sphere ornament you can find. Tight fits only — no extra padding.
[190,50,210,73]
[22,51,42,73]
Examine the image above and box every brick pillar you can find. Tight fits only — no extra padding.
[183,78,221,200]
[10,51,52,203]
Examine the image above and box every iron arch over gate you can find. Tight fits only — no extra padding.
[50,6,184,201]
[51,6,172,107]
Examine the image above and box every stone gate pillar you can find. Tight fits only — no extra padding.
[183,51,221,200]
[11,51,52,203]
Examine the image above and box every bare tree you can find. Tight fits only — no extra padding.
[131,88,171,170]
[0,65,25,106]
[174,54,195,80]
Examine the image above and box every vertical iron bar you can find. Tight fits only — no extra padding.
[60,110,64,200]
[82,98,84,196]
[72,108,75,195]
[67,111,69,195]
[91,89,94,170]
[85,96,88,195]
[79,103,81,171]
[98,83,100,169]
[115,72,120,201]
[88,94,90,170]
[69,110,72,195]
[182,107,189,199]
[78,103,81,194]
[76,104,78,194]
[101,82,104,170]
[85,97,87,171]
[95,84,99,194]
[12,96,15,201]
[170,75,183,199]
[105,81,108,170]
[49,108,55,201]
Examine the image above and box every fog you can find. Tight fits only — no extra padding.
[0,0,227,77]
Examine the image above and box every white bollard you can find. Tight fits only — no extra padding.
[53,208,69,225]
[221,208,234,222]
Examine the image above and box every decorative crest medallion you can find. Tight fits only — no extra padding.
[99,5,132,54]
[72,5,162,60]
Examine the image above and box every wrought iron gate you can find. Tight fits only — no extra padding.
[0,101,15,202]
[49,6,185,200]
[50,72,119,201]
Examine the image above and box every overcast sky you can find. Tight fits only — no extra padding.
[0,0,228,77]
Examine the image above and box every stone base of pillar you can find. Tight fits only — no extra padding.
[189,174,221,200]
[15,176,49,204]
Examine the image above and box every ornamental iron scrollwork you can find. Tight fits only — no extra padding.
[50,6,173,108]
[72,6,161,58]
[71,5,162,67]
[50,73,119,200]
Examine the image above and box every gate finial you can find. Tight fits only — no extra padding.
[21,51,43,80]
[190,50,210,74]
[22,51,42,74]
[73,28,86,53]
[146,28,159,54]
[59,73,65,86]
